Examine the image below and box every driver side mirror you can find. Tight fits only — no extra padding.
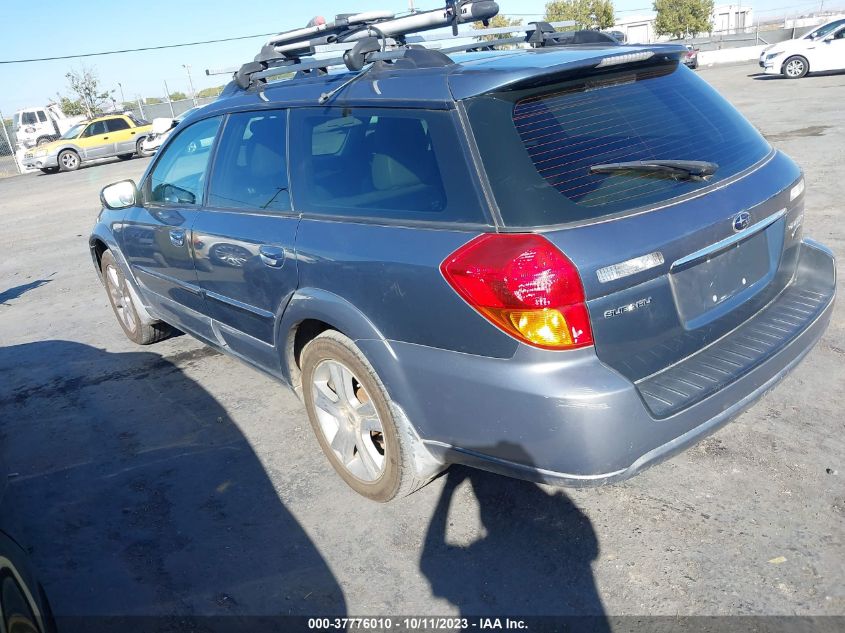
[100,180,138,210]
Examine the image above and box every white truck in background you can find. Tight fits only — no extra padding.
[12,104,86,151]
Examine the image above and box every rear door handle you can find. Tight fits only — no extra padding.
[259,245,286,268]
[169,229,185,247]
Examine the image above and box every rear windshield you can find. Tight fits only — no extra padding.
[466,62,771,226]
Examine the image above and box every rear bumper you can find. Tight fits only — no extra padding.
[358,239,835,486]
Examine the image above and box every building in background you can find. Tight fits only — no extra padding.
[613,4,755,43]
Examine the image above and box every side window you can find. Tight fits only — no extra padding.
[145,117,221,206]
[21,112,37,125]
[37,111,48,123]
[207,111,290,212]
[289,107,484,223]
[83,121,107,137]
[106,118,130,132]
[834,27,845,39]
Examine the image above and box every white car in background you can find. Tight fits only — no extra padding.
[760,18,845,78]
[140,106,203,154]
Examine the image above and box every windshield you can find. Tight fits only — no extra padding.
[61,123,86,140]
[13,113,21,130]
[466,62,771,226]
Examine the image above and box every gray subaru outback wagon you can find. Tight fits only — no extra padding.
[90,7,836,501]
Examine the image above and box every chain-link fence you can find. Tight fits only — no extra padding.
[0,110,21,179]
[124,95,220,123]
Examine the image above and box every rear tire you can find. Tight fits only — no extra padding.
[39,167,59,174]
[783,55,808,78]
[301,330,432,502]
[101,250,171,345]
[57,149,79,172]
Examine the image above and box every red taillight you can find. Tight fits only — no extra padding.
[440,234,594,350]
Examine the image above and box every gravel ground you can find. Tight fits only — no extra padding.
[0,62,842,623]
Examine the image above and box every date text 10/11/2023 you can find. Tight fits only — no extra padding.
[307,617,529,630]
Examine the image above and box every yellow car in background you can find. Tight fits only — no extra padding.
[23,113,154,174]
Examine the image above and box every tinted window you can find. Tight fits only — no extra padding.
[290,108,484,223]
[83,121,107,137]
[106,118,130,132]
[37,111,48,123]
[208,111,290,212]
[21,112,37,125]
[146,117,221,206]
[467,63,771,226]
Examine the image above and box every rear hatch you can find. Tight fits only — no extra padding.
[464,53,807,408]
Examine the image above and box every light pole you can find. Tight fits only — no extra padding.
[183,64,198,106]
[117,82,126,106]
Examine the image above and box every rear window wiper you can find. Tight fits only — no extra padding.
[589,160,719,181]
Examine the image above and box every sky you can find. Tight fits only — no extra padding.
[0,0,839,116]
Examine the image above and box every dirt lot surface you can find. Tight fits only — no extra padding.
[0,62,842,623]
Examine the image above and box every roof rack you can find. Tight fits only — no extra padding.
[205,0,612,92]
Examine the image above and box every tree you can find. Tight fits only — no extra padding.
[544,0,615,30]
[653,0,713,39]
[472,14,523,42]
[54,94,86,117]
[196,86,224,98]
[168,91,188,102]
[145,97,163,105]
[62,66,113,118]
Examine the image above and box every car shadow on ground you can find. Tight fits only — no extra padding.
[749,70,845,80]
[0,279,52,305]
[0,340,345,627]
[419,450,609,628]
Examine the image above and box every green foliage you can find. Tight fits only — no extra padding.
[472,14,524,42]
[544,0,615,30]
[145,97,163,105]
[168,91,188,102]
[196,86,224,98]
[55,94,86,117]
[653,0,714,39]
[62,66,113,117]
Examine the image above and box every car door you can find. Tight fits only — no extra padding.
[120,115,222,339]
[105,116,138,155]
[813,26,845,71]
[191,110,299,372]
[77,120,112,159]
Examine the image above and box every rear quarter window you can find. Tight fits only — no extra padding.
[289,107,486,224]
[466,62,772,227]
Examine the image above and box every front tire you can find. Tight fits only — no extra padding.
[783,55,808,79]
[57,149,80,172]
[39,167,59,174]
[136,139,154,158]
[117,153,134,160]
[101,250,170,345]
[301,330,431,502]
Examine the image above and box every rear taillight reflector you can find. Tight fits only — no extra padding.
[440,234,593,350]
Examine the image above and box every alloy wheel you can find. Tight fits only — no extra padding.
[60,152,78,169]
[785,59,805,77]
[105,265,138,334]
[310,359,386,482]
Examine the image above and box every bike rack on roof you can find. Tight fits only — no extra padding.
[204,0,613,93]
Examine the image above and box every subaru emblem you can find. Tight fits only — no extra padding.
[733,212,751,232]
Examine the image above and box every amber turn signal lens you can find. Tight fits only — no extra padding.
[501,308,572,347]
